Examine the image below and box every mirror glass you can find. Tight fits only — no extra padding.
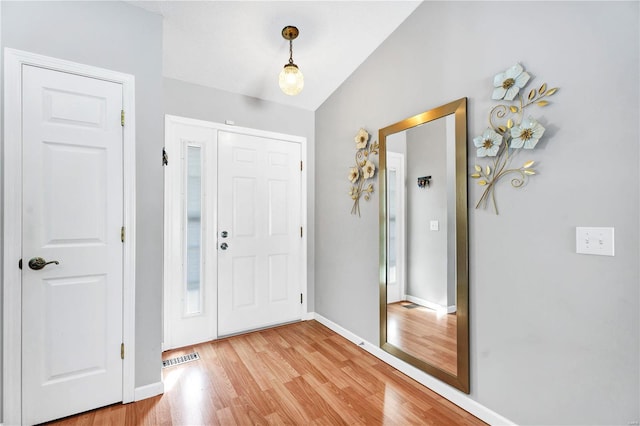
[379,98,469,393]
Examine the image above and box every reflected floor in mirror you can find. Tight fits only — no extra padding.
[387,302,457,376]
[46,320,483,425]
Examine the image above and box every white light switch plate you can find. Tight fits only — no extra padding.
[430,220,439,231]
[576,227,615,256]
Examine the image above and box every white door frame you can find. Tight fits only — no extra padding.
[2,48,137,424]
[163,114,308,349]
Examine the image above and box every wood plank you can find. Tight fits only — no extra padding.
[46,320,485,426]
[387,301,458,375]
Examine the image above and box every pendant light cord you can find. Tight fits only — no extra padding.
[289,39,294,65]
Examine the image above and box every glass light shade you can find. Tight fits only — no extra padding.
[279,64,304,96]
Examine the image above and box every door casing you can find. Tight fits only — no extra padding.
[163,114,309,350]
[2,48,137,424]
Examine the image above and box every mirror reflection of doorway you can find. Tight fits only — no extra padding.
[385,146,457,376]
[386,151,405,304]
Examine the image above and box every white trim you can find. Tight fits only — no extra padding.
[134,381,165,402]
[311,313,515,426]
[163,114,309,348]
[405,295,456,314]
[2,48,137,423]
[0,5,4,418]
[302,312,315,321]
[3,47,23,426]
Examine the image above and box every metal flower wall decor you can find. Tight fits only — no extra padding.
[348,128,379,216]
[471,63,559,214]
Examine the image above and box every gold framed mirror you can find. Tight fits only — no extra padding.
[379,98,469,393]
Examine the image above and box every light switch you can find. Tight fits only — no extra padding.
[430,220,439,231]
[576,227,615,256]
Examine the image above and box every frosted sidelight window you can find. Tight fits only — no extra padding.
[185,145,202,314]
[388,169,397,283]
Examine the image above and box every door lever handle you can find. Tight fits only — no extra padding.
[28,257,60,271]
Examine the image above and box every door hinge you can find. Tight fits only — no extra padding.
[121,226,125,243]
[300,226,303,238]
[121,110,125,127]
[300,161,303,171]
[162,148,169,166]
[121,343,125,359]
[300,293,303,304]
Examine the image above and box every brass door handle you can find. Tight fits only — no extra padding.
[28,257,60,271]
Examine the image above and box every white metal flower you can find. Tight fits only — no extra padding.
[492,63,531,101]
[355,128,369,149]
[510,117,546,149]
[473,128,503,157]
[348,167,359,183]
[362,160,376,178]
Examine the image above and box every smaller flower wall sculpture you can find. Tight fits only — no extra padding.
[471,63,559,214]
[349,128,379,216]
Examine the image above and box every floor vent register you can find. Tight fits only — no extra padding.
[162,352,200,368]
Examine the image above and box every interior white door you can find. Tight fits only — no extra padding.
[217,131,303,336]
[21,65,124,425]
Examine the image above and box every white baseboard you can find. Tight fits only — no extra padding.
[405,295,456,314]
[310,313,515,426]
[134,381,164,401]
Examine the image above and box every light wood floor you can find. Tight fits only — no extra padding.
[47,320,484,425]
[386,302,457,375]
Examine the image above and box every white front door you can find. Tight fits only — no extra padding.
[217,131,303,336]
[21,65,124,424]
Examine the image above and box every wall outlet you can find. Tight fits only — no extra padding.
[430,220,439,231]
[576,227,615,256]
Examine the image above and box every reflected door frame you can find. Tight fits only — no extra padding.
[386,151,405,304]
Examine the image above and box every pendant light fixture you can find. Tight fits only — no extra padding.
[279,26,304,96]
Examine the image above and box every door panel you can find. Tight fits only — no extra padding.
[44,275,108,379]
[43,143,107,243]
[218,131,302,336]
[21,65,123,425]
[232,256,257,307]
[232,176,257,237]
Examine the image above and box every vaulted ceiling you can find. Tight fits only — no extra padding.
[128,1,422,111]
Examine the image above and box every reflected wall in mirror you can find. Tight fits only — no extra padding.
[379,98,469,393]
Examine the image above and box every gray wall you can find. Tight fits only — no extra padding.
[1,0,164,390]
[164,77,316,312]
[406,119,448,306]
[315,1,639,424]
